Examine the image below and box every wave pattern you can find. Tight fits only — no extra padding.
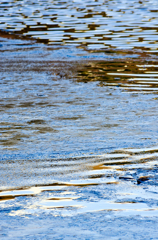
[1,146,158,217]
[77,61,158,92]
[0,0,158,51]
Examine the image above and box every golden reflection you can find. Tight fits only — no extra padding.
[65,182,99,187]
[47,197,78,201]
[106,182,119,185]
[91,164,114,170]
[77,60,158,92]
[0,187,41,200]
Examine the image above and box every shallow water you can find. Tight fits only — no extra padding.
[1,1,158,239]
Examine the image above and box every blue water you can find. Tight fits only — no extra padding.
[1,1,158,239]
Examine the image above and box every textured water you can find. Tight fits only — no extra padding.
[0,0,158,51]
[1,1,158,239]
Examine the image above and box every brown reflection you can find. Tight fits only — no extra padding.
[88,174,105,179]
[77,60,158,92]
[27,119,46,124]
[0,196,15,201]
[65,182,99,187]
[106,182,119,185]
[0,120,58,147]
[137,176,151,184]
[47,197,77,201]
[0,189,37,202]
[91,164,114,170]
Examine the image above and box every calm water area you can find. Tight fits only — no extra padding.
[1,0,158,239]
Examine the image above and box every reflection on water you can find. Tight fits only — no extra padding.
[1,145,158,219]
[77,61,158,92]
[0,36,158,225]
[1,48,158,155]
[1,2,158,237]
[0,0,158,51]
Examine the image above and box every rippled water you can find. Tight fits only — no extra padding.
[0,0,158,51]
[1,1,158,239]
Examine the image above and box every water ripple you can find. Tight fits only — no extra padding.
[1,146,158,217]
[77,60,158,92]
[0,0,158,51]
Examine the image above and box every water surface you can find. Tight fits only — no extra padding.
[0,0,158,52]
[1,1,158,239]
